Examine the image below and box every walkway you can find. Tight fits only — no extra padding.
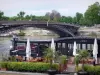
[67,64,75,72]
[0,70,77,75]
[0,71,47,75]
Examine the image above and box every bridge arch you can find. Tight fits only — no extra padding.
[0,21,79,37]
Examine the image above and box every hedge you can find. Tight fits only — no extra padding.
[78,65,100,75]
[0,62,59,72]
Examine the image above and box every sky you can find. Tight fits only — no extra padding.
[0,0,100,17]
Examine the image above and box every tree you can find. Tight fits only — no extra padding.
[31,15,36,21]
[0,11,4,20]
[84,2,100,25]
[17,11,25,20]
[2,16,9,21]
[76,12,83,24]
[43,48,54,69]
[25,15,31,20]
[79,50,89,71]
[67,16,73,23]
[79,17,85,25]
[59,55,67,72]
[59,16,73,23]
[74,55,80,72]
[73,17,77,24]
[59,16,66,22]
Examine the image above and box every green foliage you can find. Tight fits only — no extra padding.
[79,50,89,59]
[54,51,62,62]
[18,31,25,36]
[83,65,100,75]
[85,2,100,25]
[59,55,67,64]
[76,12,83,23]
[78,50,89,71]
[17,11,25,20]
[0,62,8,68]
[43,47,54,63]
[73,17,77,24]
[74,55,80,72]
[0,2,100,26]
[75,66,82,72]
[59,16,73,23]
[74,55,80,66]
[1,53,9,62]
[0,62,59,72]
[0,11,4,20]
[9,56,16,62]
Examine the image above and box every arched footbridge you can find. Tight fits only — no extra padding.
[0,21,79,37]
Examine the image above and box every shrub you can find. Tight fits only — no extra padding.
[0,62,59,72]
[18,32,25,36]
[78,65,100,75]
[0,62,8,68]
[78,50,89,71]
[9,56,16,62]
[84,65,94,75]
[74,55,80,72]
[59,55,67,64]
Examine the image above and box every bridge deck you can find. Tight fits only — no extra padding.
[0,21,80,28]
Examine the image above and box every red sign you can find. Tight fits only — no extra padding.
[31,43,35,50]
[16,46,25,50]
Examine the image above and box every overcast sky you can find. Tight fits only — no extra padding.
[0,0,100,17]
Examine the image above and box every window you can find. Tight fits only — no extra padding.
[16,43,25,50]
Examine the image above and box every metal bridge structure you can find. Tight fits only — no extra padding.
[0,21,79,37]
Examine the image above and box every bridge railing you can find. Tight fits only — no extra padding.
[0,21,80,28]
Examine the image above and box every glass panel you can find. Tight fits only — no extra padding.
[87,44,91,50]
[82,44,86,50]
[77,44,80,50]
[58,43,61,48]
[62,43,65,48]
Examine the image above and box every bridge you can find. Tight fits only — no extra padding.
[0,21,79,37]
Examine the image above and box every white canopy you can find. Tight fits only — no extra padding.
[93,38,98,64]
[73,41,78,56]
[50,38,55,63]
[26,38,31,61]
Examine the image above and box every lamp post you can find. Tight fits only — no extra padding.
[47,20,49,27]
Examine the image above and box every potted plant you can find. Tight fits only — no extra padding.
[74,55,80,72]
[43,47,57,75]
[59,55,67,72]
[78,50,89,75]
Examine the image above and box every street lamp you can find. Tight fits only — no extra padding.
[47,20,50,27]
